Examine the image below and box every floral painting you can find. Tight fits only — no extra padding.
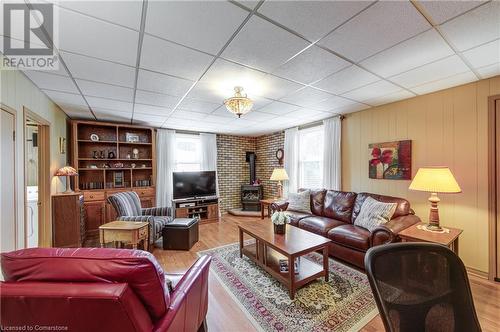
[369,140,411,180]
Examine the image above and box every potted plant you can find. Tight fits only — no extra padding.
[271,211,289,234]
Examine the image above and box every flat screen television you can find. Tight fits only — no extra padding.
[173,171,217,200]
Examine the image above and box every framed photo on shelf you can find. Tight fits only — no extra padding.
[125,133,140,143]
[113,171,124,188]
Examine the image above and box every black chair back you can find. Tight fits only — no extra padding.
[364,242,481,332]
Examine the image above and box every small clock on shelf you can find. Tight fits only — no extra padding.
[90,134,99,142]
[276,148,284,165]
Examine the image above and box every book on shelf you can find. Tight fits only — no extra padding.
[279,258,300,274]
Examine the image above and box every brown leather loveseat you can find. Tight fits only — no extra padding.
[272,190,421,268]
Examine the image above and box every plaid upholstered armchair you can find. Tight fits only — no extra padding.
[107,191,172,244]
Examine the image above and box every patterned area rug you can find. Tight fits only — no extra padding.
[198,242,377,332]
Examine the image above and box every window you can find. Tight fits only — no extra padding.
[175,133,201,171]
[298,125,324,188]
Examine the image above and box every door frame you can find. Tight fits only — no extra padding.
[23,107,51,248]
[488,94,500,281]
[1,103,18,249]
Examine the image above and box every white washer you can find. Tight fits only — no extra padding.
[26,186,38,248]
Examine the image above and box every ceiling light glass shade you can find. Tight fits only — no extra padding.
[224,86,253,118]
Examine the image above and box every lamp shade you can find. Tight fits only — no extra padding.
[55,166,78,176]
[409,167,461,193]
[270,168,289,181]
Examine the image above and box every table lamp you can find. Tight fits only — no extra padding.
[55,166,78,194]
[409,167,461,232]
[270,168,289,199]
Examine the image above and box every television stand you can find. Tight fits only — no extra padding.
[172,197,219,223]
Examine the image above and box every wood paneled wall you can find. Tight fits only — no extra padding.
[342,75,500,273]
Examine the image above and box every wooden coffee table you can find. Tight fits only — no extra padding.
[99,221,149,251]
[238,221,331,299]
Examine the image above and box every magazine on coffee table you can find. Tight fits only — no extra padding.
[279,258,300,274]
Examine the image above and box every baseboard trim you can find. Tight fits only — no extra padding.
[466,266,489,279]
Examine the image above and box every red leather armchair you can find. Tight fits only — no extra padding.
[0,248,211,332]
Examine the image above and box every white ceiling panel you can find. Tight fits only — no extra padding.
[286,108,330,120]
[272,45,350,84]
[60,106,94,120]
[86,96,133,113]
[62,52,136,88]
[93,109,132,122]
[133,112,166,123]
[364,89,416,107]
[137,69,193,96]
[280,87,333,108]
[360,29,454,78]
[313,65,379,94]
[258,0,373,41]
[146,1,248,54]
[204,114,237,124]
[318,1,430,62]
[177,98,221,114]
[76,79,134,102]
[390,55,471,88]
[334,103,369,115]
[170,110,211,120]
[186,82,226,104]
[210,105,241,118]
[257,101,300,116]
[440,1,500,52]
[221,15,309,72]
[418,0,486,25]
[54,0,143,30]
[462,39,500,69]
[24,71,78,94]
[411,71,477,95]
[314,95,365,112]
[133,103,171,117]
[239,110,278,122]
[42,89,88,107]
[476,62,500,79]
[256,74,303,100]
[140,34,214,81]
[57,7,139,65]
[342,80,404,103]
[135,90,181,109]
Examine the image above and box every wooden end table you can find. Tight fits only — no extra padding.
[239,221,330,299]
[398,222,463,254]
[99,221,149,251]
[259,198,279,219]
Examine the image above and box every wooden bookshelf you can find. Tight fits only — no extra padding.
[69,120,156,237]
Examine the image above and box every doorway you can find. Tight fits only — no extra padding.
[24,108,51,248]
[1,104,17,251]
[489,95,500,281]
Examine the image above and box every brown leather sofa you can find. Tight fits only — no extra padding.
[271,190,421,269]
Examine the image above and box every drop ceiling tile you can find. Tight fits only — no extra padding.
[256,75,303,100]
[258,0,372,41]
[235,1,259,10]
[272,46,350,84]
[342,80,404,103]
[230,118,259,128]
[318,1,430,62]
[390,55,471,88]
[440,1,500,51]
[200,58,267,98]
[137,69,193,96]
[76,79,134,102]
[186,82,225,103]
[42,89,88,106]
[19,54,69,77]
[55,0,143,30]
[140,34,214,81]
[221,15,309,72]
[133,119,164,128]
[146,1,248,54]
[177,98,221,114]
[204,114,236,124]
[57,7,139,65]
[285,108,329,120]
[280,87,333,108]
[135,90,181,108]
[62,52,136,87]
[86,96,133,113]
[170,110,211,120]
[92,107,131,116]
[462,39,500,69]
[313,65,379,94]
[60,106,94,119]
[411,71,477,95]
[360,29,454,78]
[23,71,78,94]
[364,90,416,107]
[239,111,278,122]
[476,62,500,79]
[93,110,132,122]
[335,103,369,115]
[419,0,486,25]
[314,95,364,112]
[134,104,171,117]
[254,101,300,116]
[210,105,241,118]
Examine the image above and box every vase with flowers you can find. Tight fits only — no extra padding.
[271,211,289,234]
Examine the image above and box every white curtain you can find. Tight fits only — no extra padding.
[322,117,341,190]
[284,127,299,197]
[200,133,220,215]
[156,129,176,207]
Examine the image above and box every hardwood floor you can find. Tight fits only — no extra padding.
[153,214,500,332]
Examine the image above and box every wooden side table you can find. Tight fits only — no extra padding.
[398,222,463,254]
[259,199,279,219]
[99,221,149,251]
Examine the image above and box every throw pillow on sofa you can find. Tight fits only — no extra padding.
[354,196,397,232]
[287,190,312,213]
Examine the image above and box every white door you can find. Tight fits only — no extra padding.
[0,108,17,251]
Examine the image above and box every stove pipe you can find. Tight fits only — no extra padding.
[246,151,256,184]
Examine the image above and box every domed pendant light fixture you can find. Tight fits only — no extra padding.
[224,86,253,118]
